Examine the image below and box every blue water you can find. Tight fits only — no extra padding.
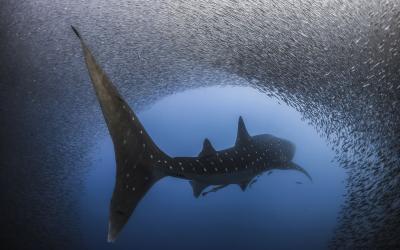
[79,86,346,250]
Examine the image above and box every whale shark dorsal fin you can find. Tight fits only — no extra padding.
[235,116,250,146]
[199,138,216,157]
[189,180,209,198]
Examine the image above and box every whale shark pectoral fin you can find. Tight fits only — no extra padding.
[189,181,209,198]
[239,183,247,191]
[235,116,251,146]
[202,184,228,196]
[238,179,252,191]
[199,138,216,157]
[288,162,313,182]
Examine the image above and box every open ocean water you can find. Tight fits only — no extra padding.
[1,0,399,249]
[80,86,345,250]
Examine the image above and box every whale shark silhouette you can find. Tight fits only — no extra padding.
[72,26,312,242]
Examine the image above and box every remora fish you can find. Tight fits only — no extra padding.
[72,26,312,242]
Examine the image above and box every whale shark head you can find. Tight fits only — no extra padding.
[251,134,296,164]
[251,134,311,180]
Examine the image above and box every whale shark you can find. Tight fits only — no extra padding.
[72,26,312,242]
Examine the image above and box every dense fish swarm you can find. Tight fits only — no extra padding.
[1,0,399,249]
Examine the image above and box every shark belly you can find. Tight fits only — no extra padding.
[187,170,258,185]
[172,154,264,185]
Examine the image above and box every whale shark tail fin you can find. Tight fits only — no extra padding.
[72,26,169,242]
[288,162,313,182]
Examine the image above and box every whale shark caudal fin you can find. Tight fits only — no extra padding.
[72,26,169,242]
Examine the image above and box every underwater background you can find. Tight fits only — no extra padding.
[1,0,399,249]
[80,86,345,249]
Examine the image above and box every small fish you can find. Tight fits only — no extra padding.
[72,26,312,242]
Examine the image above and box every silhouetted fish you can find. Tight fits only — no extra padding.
[72,26,312,242]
